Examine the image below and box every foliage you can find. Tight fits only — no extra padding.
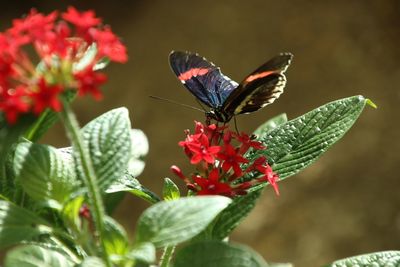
[0,6,387,267]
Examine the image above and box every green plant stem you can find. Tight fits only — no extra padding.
[24,109,49,141]
[59,100,111,267]
[0,163,6,197]
[159,246,175,267]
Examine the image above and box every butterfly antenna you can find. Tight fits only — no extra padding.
[193,98,207,113]
[149,95,204,113]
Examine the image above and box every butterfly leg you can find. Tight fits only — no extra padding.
[206,116,212,125]
[233,116,240,134]
[213,122,226,144]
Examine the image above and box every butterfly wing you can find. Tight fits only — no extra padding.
[169,51,238,108]
[222,52,293,116]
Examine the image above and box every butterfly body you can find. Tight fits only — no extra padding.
[169,51,293,123]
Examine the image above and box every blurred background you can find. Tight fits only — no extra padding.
[1,1,399,266]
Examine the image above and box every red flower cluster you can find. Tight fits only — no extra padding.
[0,7,127,124]
[172,121,279,197]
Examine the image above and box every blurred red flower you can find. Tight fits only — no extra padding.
[30,78,63,114]
[74,67,107,100]
[0,7,127,124]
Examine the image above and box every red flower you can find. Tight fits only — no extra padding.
[236,132,265,154]
[0,54,15,88]
[217,144,248,177]
[194,169,233,196]
[0,86,30,124]
[257,164,279,195]
[79,204,91,220]
[0,7,127,125]
[186,134,221,164]
[179,132,221,164]
[170,165,185,180]
[178,133,196,158]
[89,27,128,63]
[194,120,224,135]
[194,121,226,145]
[245,156,267,172]
[223,130,232,144]
[10,9,57,44]
[30,78,63,114]
[170,165,192,185]
[62,6,101,29]
[74,68,107,100]
[62,6,101,43]
[173,121,280,198]
[35,21,72,58]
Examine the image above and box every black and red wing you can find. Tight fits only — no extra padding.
[169,51,238,108]
[222,53,293,116]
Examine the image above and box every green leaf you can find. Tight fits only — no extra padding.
[103,216,129,256]
[81,107,132,190]
[4,245,75,267]
[135,196,231,248]
[163,178,180,200]
[253,113,287,137]
[61,195,84,232]
[173,241,288,267]
[104,128,149,212]
[325,251,400,267]
[78,257,106,267]
[0,114,34,165]
[13,142,79,205]
[0,201,52,248]
[127,242,156,264]
[202,96,371,241]
[127,129,148,177]
[252,95,372,180]
[2,141,23,201]
[196,189,263,240]
[104,191,125,215]
[106,172,160,204]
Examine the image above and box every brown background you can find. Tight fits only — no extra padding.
[1,1,399,266]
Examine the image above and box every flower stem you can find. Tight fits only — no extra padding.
[59,100,111,267]
[159,246,175,267]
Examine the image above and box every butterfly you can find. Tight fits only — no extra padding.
[169,51,293,123]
